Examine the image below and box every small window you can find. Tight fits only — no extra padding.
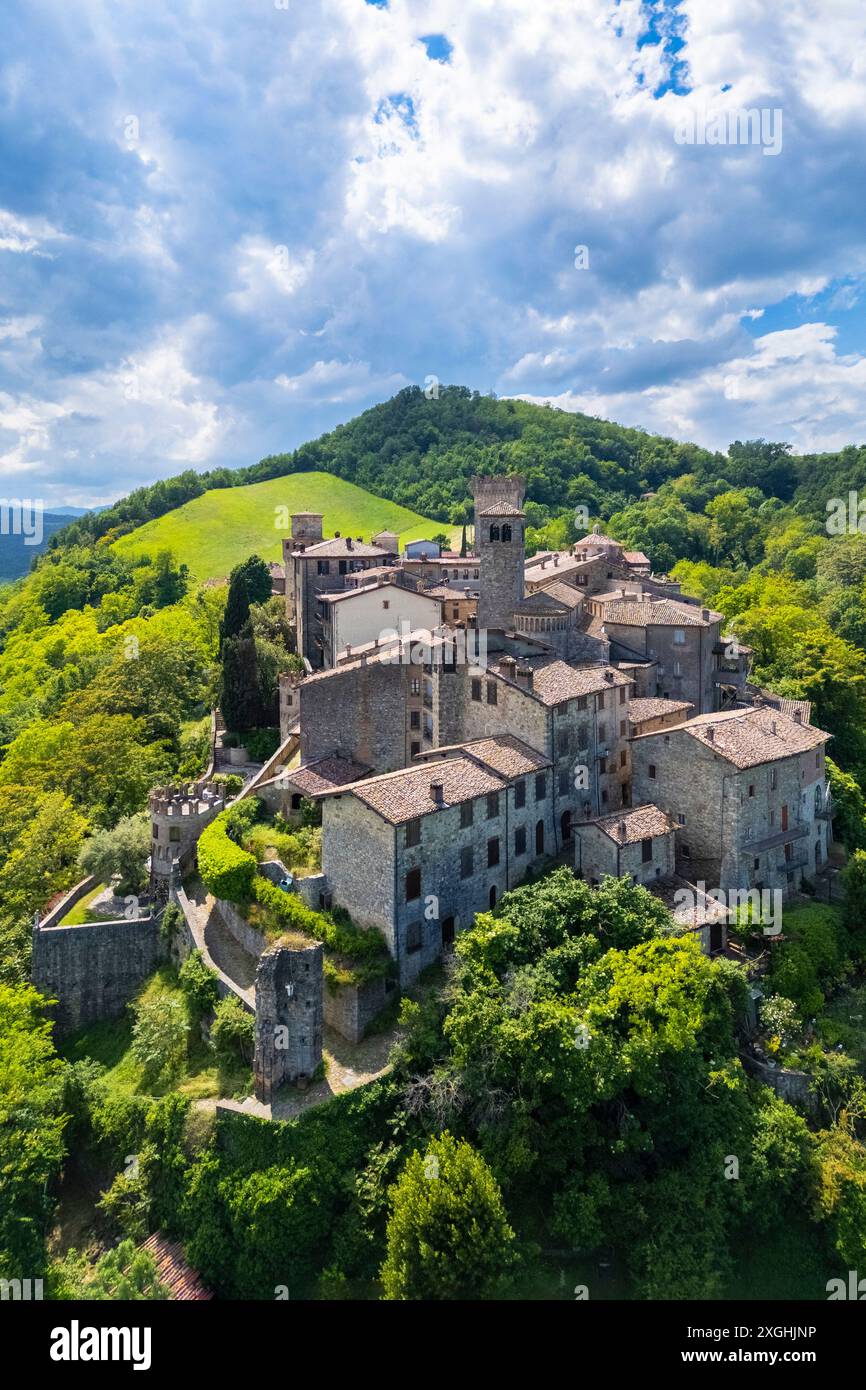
[487,837,500,868]
[460,800,474,828]
[674,628,686,645]
[681,844,690,858]
[460,847,474,879]
[577,696,587,711]
[382,599,390,610]
[514,780,526,809]
[411,741,421,758]
[339,560,347,575]
[753,857,760,871]
[487,792,500,820]
[471,678,482,702]
[169,826,180,843]
[599,757,607,774]
[641,837,653,864]
[748,784,755,798]
[620,749,627,767]
[619,687,627,705]
[152,824,159,839]
[515,826,527,856]
[405,818,421,848]
[535,773,547,800]
[558,770,569,795]
[410,710,421,730]
[677,813,686,826]
[411,678,420,695]
[815,752,820,768]
[597,692,606,710]
[317,560,330,575]
[406,920,422,953]
[619,720,626,736]
[648,764,657,779]
[771,768,778,790]
[405,868,421,902]
[487,681,498,705]
[598,724,606,742]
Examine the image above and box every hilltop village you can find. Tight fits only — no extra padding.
[32,473,835,1106]
[263,474,832,983]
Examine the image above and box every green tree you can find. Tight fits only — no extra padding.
[131,994,189,1088]
[78,813,151,894]
[380,1134,516,1300]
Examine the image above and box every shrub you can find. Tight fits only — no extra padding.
[211,773,244,796]
[198,812,257,903]
[131,994,189,1087]
[178,949,220,1019]
[159,901,182,943]
[380,1133,517,1300]
[211,996,255,1064]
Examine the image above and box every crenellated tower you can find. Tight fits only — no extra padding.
[471,474,526,632]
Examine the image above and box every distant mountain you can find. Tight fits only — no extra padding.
[0,510,94,581]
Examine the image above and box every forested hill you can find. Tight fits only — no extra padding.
[47,385,866,558]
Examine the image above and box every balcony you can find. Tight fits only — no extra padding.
[815,797,833,821]
[740,822,807,854]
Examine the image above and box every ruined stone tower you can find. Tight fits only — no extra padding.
[472,475,526,632]
[254,939,324,1102]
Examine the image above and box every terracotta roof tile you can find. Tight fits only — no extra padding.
[346,756,506,825]
[628,697,694,724]
[599,596,723,627]
[587,802,679,845]
[421,734,550,779]
[638,705,830,769]
[141,1233,213,1300]
[285,756,372,797]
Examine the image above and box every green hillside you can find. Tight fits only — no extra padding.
[113,472,459,582]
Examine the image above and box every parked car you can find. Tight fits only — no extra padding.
[277,874,295,893]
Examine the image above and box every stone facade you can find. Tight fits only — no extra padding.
[149,781,227,892]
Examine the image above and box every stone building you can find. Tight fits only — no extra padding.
[316,575,443,668]
[283,512,396,667]
[575,803,678,887]
[472,474,527,632]
[630,705,831,895]
[586,591,731,714]
[320,735,555,985]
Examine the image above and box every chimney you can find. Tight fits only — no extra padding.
[360,653,368,667]
[706,727,714,743]
[430,780,445,806]
[554,555,560,566]
[604,670,614,683]
[793,709,803,724]
[346,537,353,550]
[516,665,533,689]
[345,644,352,657]
[335,531,341,538]
[702,608,710,622]
[619,821,626,838]
[771,719,777,735]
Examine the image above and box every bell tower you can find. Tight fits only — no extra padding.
[471,475,526,632]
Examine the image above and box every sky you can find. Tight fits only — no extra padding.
[2,0,866,508]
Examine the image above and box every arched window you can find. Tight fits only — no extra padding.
[502,523,512,542]
[489,525,500,541]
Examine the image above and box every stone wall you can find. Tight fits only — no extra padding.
[299,657,411,771]
[323,974,394,1045]
[32,915,165,1036]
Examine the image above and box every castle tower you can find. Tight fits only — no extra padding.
[254,940,324,1102]
[471,475,526,632]
[282,514,325,624]
[148,780,226,902]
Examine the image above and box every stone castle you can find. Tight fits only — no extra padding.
[265,474,832,985]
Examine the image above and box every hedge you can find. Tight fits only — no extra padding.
[198,812,257,903]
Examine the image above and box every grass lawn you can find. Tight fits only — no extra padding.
[60,965,252,1102]
[60,882,109,925]
[243,818,322,876]
[113,471,460,582]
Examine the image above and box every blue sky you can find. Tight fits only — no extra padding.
[2,0,866,506]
